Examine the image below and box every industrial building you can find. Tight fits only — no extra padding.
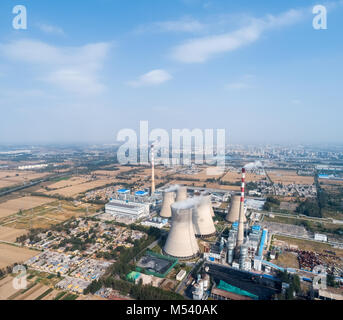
[105,199,149,221]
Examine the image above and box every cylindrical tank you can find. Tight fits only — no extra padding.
[227,240,235,264]
[164,199,199,259]
[239,245,248,270]
[160,190,175,218]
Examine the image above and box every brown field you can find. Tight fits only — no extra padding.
[0,196,54,219]
[274,235,343,258]
[0,170,49,189]
[0,243,38,268]
[2,201,101,230]
[41,179,115,197]
[46,176,88,190]
[0,275,22,300]
[271,251,299,269]
[41,289,60,300]
[221,170,266,183]
[319,179,343,185]
[0,226,28,242]
[267,170,314,185]
[14,283,51,300]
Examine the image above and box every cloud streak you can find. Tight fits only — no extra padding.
[0,39,111,95]
[37,23,65,35]
[170,9,305,63]
[127,69,173,87]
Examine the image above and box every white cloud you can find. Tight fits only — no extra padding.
[170,9,305,63]
[154,18,205,33]
[38,23,64,35]
[225,74,255,90]
[136,17,205,34]
[127,69,173,87]
[0,39,111,95]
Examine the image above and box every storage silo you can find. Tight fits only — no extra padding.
[239,245,248,270]
[163,199,199,259]
[227,239,235,264]
[192,196,216,238]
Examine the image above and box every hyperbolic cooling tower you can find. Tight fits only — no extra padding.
[226,194,246,223]
[163,199,199,259]
[160,189,176,218]
[176,186,187,202]
[201,192,214,217]
[193,196,216,237]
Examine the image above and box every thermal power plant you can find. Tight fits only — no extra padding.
[236,168,246,250]
[160,187,176,218]
[151,144,155,195]
[226,194,246,223]
[176,186,187,202]
[193,196,216,238]
[163,199,199,259]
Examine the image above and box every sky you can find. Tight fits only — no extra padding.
[0,0,342,145]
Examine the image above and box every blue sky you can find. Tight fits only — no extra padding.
[0,0,342,144]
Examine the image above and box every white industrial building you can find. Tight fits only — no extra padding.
[314,233,328,242]
[105,199,149,221]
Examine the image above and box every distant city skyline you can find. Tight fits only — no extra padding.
[0,0,342,144]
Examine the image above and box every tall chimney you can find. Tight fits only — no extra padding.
[236,167,245,248]
[151,144,155,195]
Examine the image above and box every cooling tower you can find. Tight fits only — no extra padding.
[160,189,175,218]
[176,186,187,202]
[163,199,199,259]
[201,192,214,217]
[226,194,246,223]
[193,196,216,237]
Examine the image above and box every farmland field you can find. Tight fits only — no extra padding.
[267,170,314,185]
[0,226,28,242]
[0,243,38,268]
[221,170,266,183]
[0,170,49,189]
[0,196,54,219]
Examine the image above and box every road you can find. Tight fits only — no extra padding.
[175,259,202,295]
